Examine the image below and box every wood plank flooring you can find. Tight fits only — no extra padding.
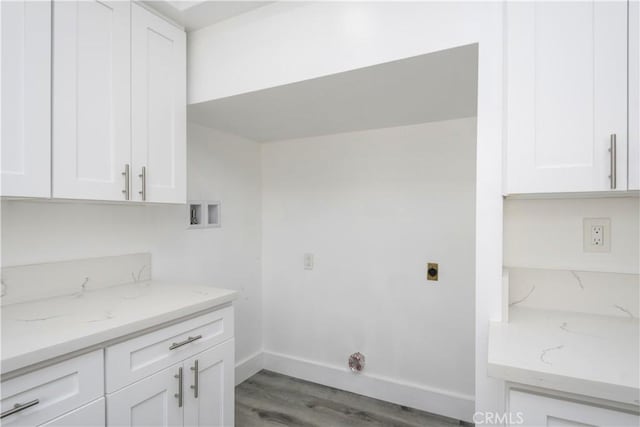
[235,370,464,427]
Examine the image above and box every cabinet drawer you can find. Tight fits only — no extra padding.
[509,389,639,426]
[1,350,104,427]
[105,306,233,393]
[39,398,105,427]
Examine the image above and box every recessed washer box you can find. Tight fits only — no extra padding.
[207,201,221,227]
[188,202,203,228]
[187,201,221,229]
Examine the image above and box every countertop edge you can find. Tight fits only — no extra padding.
[488,312,640,408]
[1,291,237,376]
[487,359,640,407]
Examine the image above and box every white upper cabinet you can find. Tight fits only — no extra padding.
[50,1,186,203]
[52,0,132,201]
[1,1,51,198]
[132,4,186,204]
[630,1,640,191]
[506,1,628,194]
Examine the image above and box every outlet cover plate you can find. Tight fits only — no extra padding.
[583,218,611,253]
[304,253,314,270]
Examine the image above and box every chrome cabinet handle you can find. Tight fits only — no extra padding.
[169,335,202,350]
[122,164,130,200]
[174,367,183,408]
[1,399,40,419]
[609,134,617,189]
[190,359,199,398]
[138,166,146,201]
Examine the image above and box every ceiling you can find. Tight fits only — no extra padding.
[142,1,272,31]
[187,44,479,142]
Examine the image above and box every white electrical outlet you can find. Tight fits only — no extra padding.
[591,225,603,247]
[583,218,611,252]
[304,253,314,270]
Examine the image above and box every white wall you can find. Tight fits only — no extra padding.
[190,1,505,416]
[261,118,477,420]
[151,123,262,368]
[504,197,640,274]
[0,123,263,368]
[1,201,154,266]
[189,2,496,104]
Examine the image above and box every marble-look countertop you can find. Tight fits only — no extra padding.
[488,307,639,406]
[1,281,237,375]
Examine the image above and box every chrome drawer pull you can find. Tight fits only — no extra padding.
[1,399,40,419]
[174,367,183,408]
[609,134,617,189]
[138,166,146,201]
[190,359,199,398]
[169,334,202,350]
[122,164,130,200]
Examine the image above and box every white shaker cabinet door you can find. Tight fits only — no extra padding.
[38,398,105,427]
[1,0,51,198]
[509,390,639,427]
[506,1,628,194]
[107,365,183,427]
[630,0,640,191]
[184,340,235,427]
[1,351,103,427]
[52,0,131,201]
[131,4,186,204]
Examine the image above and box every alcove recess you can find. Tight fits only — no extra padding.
[187,201,221,229]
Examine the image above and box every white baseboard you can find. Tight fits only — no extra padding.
[263,350,474,423]
[235,351,264,386]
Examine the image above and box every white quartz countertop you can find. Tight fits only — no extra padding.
[1,281,237,375]
[488,307,640,406]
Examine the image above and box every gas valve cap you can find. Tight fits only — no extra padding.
[427,263,438,281]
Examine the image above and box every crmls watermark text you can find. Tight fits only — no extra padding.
[473,411,525,425]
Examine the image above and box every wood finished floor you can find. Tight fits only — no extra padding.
[235,370,464,427]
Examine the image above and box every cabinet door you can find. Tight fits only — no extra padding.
[630,0,640,191]
[184,340,235,427]
[1,351,103,427]
[131,4,186,204]
[506,1,628,194]
[39,398,105,427]
[107,365,183,427]
[509,390,639,426]
[1,0,51,197]
[52,0,131,201]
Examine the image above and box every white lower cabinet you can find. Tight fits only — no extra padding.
[1,308,234,427]
[106,364,183,427]
[107,339,234,427]
[105,306,233,393]
[184,340,235,427]
[509,389,639,427]
[105,308,235,427]
[39,398,105,427]
[0,351,104,427]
